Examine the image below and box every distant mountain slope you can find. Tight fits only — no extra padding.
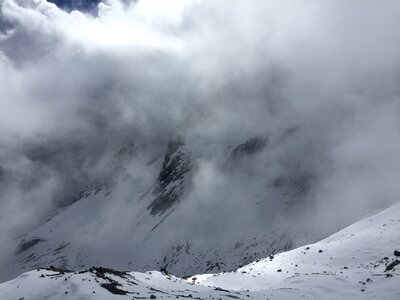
[3,130,311,282]
[1,202,399,300]
[192,202,400,298]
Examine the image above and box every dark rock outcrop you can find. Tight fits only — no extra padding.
[14,238,44,255]
[148,137,192,216]
[231,136,267,158]
[384,260,400,272]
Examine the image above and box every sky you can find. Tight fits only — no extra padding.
[1,0,400,272]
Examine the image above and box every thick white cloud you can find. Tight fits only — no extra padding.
[1,0,400,273]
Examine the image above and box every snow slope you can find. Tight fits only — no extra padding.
[4,132,305,281]
[1,202,399,300]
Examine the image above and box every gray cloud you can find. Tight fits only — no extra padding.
[1,0,400,277]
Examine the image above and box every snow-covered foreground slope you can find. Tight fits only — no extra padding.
[2,202,400,300]
[192,202,400,299]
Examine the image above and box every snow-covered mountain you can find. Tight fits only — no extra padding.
[1,128,320,282]
[2,1,400,299]
[1,201,399,300]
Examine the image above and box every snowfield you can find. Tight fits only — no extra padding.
[1,202,399,299]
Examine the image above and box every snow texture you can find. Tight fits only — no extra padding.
[1,202,399,299]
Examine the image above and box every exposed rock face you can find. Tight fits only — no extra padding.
[6,129,316,281]
[148,137,192,216]
[14,238,45,255]
[384,260,400,272]
[271,174,312,196]
[47,0,100,12]
[231,136,267,158]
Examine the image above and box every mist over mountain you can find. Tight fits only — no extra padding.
[1,0,400,286]
[47,0,100,12]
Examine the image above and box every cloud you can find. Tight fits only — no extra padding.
[1,0,400,275]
